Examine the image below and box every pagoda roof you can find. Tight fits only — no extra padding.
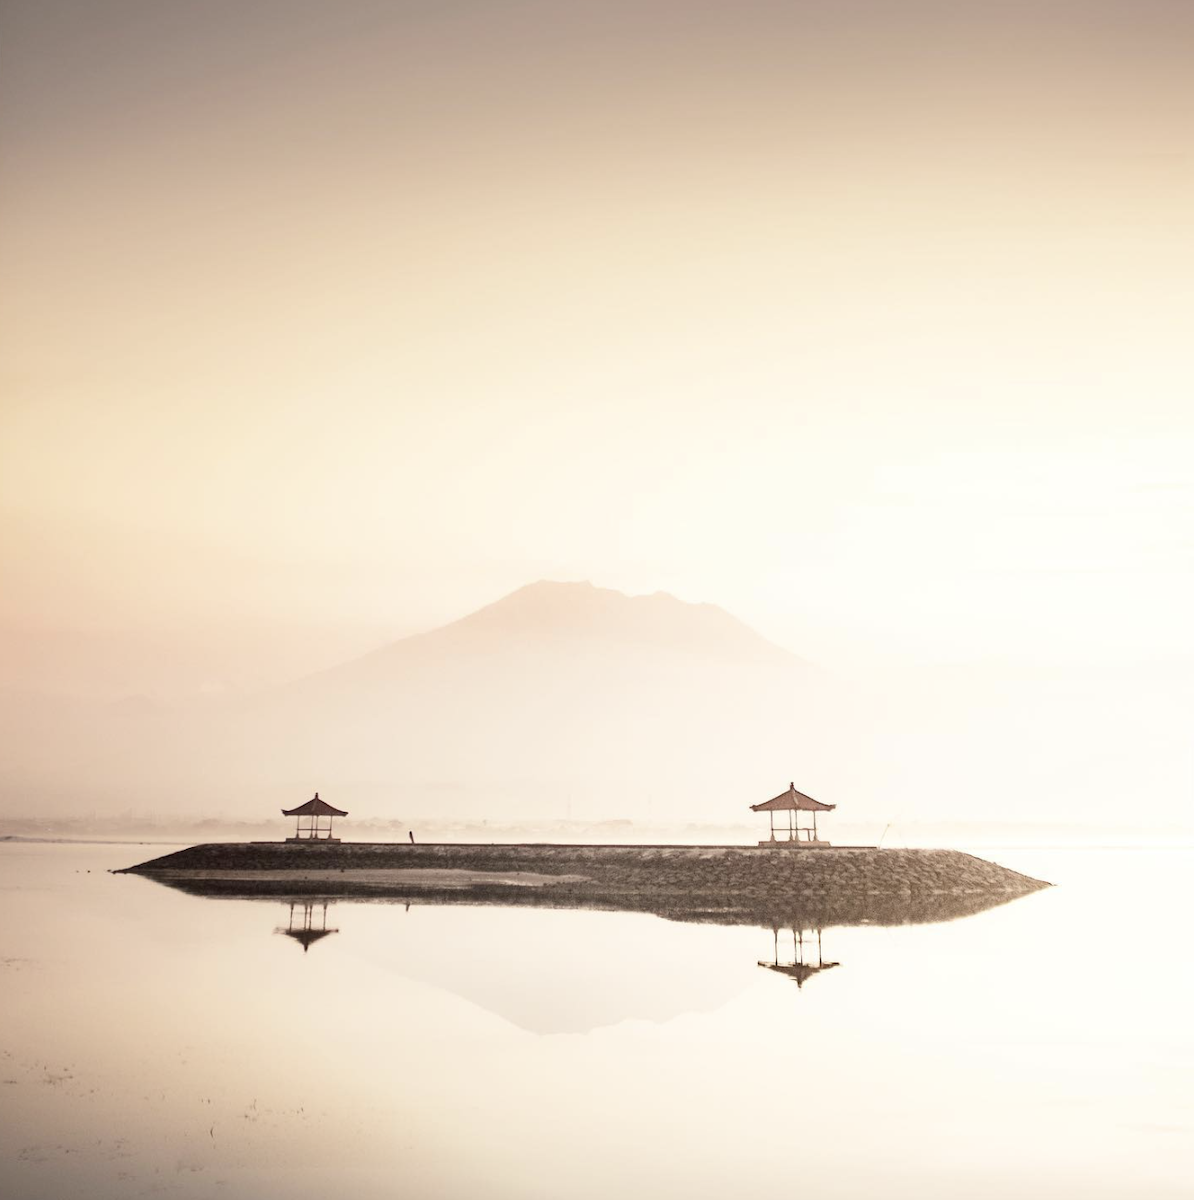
[281,793,348,818]
[758,961,840,987]
[283,928,338,952]
[750,783,835,813]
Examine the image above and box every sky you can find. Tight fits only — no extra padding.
[2,0,1193,701]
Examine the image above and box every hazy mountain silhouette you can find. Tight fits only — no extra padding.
[246,581,824,817]
[300,581,800,689]
[1,581,834,821]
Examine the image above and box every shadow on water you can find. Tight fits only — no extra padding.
[275,899,340,952]
[759,926,840,988]
[146,871,1035,931]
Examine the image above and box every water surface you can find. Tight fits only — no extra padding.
[2,843,1191,1198]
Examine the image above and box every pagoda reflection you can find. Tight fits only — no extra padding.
[758,926,839,988]
[275,900,339,953]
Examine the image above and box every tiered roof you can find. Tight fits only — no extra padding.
[281,792,348,818]
[750,782,835,813]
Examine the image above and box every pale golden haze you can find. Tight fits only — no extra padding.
[1,1,1191,828]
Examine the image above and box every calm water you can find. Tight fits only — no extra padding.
[2,842,1192,1199]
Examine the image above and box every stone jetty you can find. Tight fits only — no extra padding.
[120,841,1050,928]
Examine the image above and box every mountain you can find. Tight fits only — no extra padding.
[245,580,825,817]
[10,581,1185,832]
[0,581,835,823]
[303,580,799,687]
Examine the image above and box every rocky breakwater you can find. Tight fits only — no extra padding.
[119,842,1050,929]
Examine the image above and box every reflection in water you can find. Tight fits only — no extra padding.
[146,876,1039,1014]
[275,900,339,952]
[264,895,847,991]
[271,896,842,991]
[6,844,1190,1200]
[129,876,1053,1031]
[149,872,1035,930]
[758,927,840,988]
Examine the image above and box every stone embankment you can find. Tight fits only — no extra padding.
[121,842,1050,928]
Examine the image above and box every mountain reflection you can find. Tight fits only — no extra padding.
[130,879,1048,1034]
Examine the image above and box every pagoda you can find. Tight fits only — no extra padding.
[281,792,347,842]
[750,781,835,848]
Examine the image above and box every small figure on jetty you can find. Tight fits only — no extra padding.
[409,830,415,844]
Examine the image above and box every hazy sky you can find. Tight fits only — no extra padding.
[3,0,1193,696]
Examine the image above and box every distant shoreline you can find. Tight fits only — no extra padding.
[1,835,183,846]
